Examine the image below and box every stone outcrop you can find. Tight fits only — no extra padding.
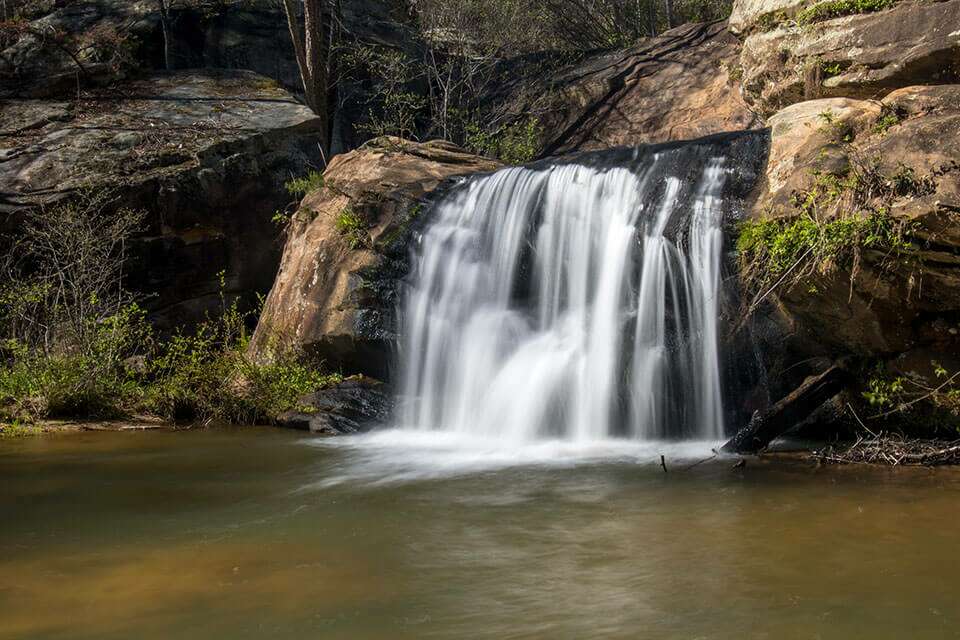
[487,21,761,155]
[748,85,960,364]
[0,69,324,327]
[0,0,416,152]
[736,0,960,115]
[278,376,392,435]
[248,138,500,380]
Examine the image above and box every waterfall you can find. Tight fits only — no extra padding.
[398,143,738,443]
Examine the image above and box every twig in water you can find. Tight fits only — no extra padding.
[660,455,667,473]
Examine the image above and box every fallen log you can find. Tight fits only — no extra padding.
[721,365,849,454]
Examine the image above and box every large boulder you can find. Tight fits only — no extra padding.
[248,138,500,380]
[0,69,324,327]
[486,21,760,155]
[748,86,960,360]
[736,0,960,115]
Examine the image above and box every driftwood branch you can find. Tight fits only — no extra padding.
[722,365,849,454]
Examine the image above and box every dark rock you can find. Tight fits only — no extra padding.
[278,376,392,435]
[0,69,324,328]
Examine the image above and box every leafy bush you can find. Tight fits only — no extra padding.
[335,207,367,249]
[285,171,325,197]
[466,117,543,164]
[0,197,339,430]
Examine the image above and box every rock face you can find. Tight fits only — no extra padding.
[248,138,500,380]
[278,376,392,435]
[729,0,810,34]
[0,0,416,153]
[736,0,960,115]
[0,70,324,327]
[749,86,960,364]
[488,21,760,154]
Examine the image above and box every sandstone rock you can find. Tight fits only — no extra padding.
[729,0,811,34]
[739,0,960,115]
[278,376,392,435]
[249,138,501,379]
[749,86,960,357]
[0,69,324,327]
[487,21,760,154]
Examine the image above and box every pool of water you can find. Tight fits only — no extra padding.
[2,427,959,639]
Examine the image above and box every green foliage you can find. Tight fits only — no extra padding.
[862,369,905,408]
[736,207,910,280]
[144,299,339,425]
[820,60,843,77]
[284,171,325,197]
[817,109,854,143]
[0,298,340,427]
[797,0,898,25]
[873,106,903,135]
[0,305,150,423]
[860,362,960,434]
[466,117,543,164]
[753,9,788,30]
[335,207,367,249]
[737,157,921,296]
[345,45,428,141]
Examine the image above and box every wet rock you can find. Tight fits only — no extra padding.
[249,138,500,380]
[278,376,392,435]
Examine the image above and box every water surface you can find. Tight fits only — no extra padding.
[2,428,959,639]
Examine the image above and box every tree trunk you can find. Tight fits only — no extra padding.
[664,0,675,29]
[157,0,172,71]
[281,0,330,153]
[721,365,849,454]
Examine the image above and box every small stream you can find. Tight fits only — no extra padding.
[2,428,959,639]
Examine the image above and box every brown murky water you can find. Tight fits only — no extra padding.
[2,428,959,639]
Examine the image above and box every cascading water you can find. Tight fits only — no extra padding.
[397,138,759,444]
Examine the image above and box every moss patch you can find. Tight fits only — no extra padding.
[797,0,898,26]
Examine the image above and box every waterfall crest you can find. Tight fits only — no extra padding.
[399,144,737,442]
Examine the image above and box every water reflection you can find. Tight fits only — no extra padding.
[2,429,959,639]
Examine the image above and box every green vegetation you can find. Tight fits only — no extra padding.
[873,105,904,135]
[335,207,367,249]
[736,154,924,296]
[466,118,543,165]
[0,197,340,430]
[736,207,909,281]
[861,362,960,434]
[797,0,898,26]
[0,293,341,428]
[753,9,788,31]
[284,170,325,197]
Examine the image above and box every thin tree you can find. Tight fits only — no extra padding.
[281,0,331,152]
[664,0,675,28]
[157,0,172,70]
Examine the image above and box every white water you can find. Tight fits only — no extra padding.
[398,150,730,444]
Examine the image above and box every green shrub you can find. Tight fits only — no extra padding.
[335,207,367,249]
[466,117,543,165]
[873,106,904,135]
[284,171,325,197]
[797,0,898,25]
